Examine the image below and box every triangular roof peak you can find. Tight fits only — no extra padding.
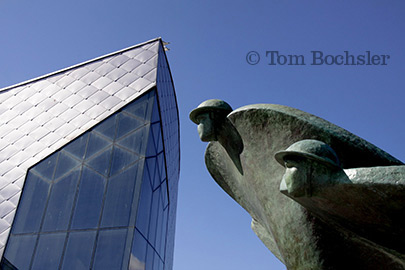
[0,39,170,255]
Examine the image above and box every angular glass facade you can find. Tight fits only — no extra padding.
[2,89,173,270]
[0,38,179,270]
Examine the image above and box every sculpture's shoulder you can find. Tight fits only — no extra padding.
[227,103,403,168]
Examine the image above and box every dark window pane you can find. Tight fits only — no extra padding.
[151,123,159,148]
[146,157,160,190]
[42,169,80,232]
[12,173,50,234]
[148,189,161,247]
[53,152,80,180]
[94,115,117,140]
[151,98,160,123]
[61,231,97,270]
[110,146,140,176]
[130,229,147,270]
[125,92,150,119]
[151,123,161,152]
[116,125,148,156]
[31,152,58,180]
[3,234,36,270]
[64,133,89,160]
[92,229,127,270]
[153,161,160,190]
[155,196,164,257]
[159,208,168,258]
[161,179,168,209]
[157,152,166,180]
[101,163,138,228]
[85,133,112,159]
[145,245,154,270]
[153,253,162,270]
[145,159,155,188]
[31,232,66,270]
[136,170,153,236]
[146,131,157,157]
[86,146,113,177]
[116,114,145,140]
[71,167,106,229]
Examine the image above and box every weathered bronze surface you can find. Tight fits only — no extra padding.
[190,101,405,269]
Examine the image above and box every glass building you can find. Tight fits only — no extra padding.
[0,38,180,270]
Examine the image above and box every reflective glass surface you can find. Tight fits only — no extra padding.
[2,43,180,270]
[92,229,128,270]
[60,231,97,270]
[155,44,180,270]
[31,233,65,270]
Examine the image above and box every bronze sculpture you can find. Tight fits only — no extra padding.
[190,100,405,269]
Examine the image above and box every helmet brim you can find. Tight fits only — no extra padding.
[274,150,340,168]
[189,107,231,124]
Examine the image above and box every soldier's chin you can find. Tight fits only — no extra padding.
[199,133,216,142]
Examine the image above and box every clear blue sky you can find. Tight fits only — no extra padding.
[1,1,404,269]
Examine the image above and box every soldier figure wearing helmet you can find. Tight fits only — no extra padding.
[275,139,349,197]
[190,99,243,173]
[189,99,233,142]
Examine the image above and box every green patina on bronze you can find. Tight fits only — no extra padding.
[191,100,405,270]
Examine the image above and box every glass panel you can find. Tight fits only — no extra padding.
[110,146,139,176]
[161,179,168,209]
[63,133,89,160]
[156,127,163,153]
[31,232,66,270]
[153,161,160,190]
[94,114,117,140]
[160,208,168,258]
[61,231,97,270]
[148,189,161,247]
[92,229,127,270]
[2,234,36,270]
[151,98,160,123]
[116,125,148,156]
[101,163,138,228]
[116,114,145,140]
[85,133,112,159]
[30,152,58,180]
[151,123,160,151]
[86,146,113,177]
[53,152,80,180]
[12,173,50,234]
[71,167,106,229]
[146,131,157,157]
[145,159,155,188]
[136,170,153,237]
[153,253,162,270]
[146,157,160,190]
[155,196,164,257]
[125,92,149,119]
[129,229,147,270]
[157,152,166,181]
[145,245,154,270]
[42,169,80,232]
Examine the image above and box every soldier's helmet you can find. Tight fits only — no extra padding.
[189,99,233,124]
[275,139,341,168]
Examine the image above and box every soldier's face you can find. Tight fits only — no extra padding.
[196,113,216,142]
[280,157,310,197]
